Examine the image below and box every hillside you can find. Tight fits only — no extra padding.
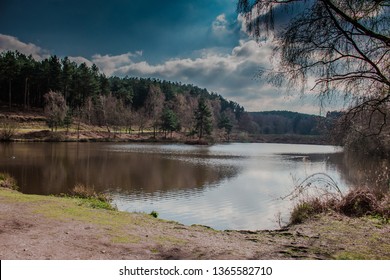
[248,111,325,135]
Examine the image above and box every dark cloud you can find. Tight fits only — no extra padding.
[0,0,238,62]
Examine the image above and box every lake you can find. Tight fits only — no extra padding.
[0,142,353,230]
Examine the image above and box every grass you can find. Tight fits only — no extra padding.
[61,183,115,211]
[1,185,390,259]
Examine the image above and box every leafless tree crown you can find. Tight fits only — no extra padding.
[238,0,390,142]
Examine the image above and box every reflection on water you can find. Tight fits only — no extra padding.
[0,143,237,195]
[1,142,378,230]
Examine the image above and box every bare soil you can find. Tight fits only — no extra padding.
[1,188,389,260]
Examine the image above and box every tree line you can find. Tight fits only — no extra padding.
[248,111,325,135]
[0,50,245,139]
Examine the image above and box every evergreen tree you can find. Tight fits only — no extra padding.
[161,108,179,138]
[193,97,213,139]
[218,113,233,141]
[0,51,20,108]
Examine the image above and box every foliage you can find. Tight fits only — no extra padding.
[68,183,114,211]
[160,108,179,138]
[218,112,234,140]
[0,50,246,140]
[193,97,213,139]
[0,172,18,190]
[249,111,324,135]
[149,210,159,218]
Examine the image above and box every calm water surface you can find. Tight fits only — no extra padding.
[0,142,350,230]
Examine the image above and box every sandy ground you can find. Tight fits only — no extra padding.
[1,188,389,260]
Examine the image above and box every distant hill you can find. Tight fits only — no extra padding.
[248,110,325,135]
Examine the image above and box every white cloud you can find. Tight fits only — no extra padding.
[0,34,49,60]
[108,39,284,111]
[68,56,93,67]
[212,14,230,35]
[91,52,143,76]
[0,32,329,114]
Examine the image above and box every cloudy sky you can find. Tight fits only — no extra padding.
[0,0,343,114]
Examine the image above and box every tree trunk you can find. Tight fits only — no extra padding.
[24,78,28,109]
[8,79,12,108]
[77,108,81,140]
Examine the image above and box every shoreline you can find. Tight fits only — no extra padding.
[6,128,331,146]
[1,108,332,145]
[1,187,389,260]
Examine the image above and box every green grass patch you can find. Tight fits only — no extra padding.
[334,252,370,260]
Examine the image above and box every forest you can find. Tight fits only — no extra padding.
[0,50,332,141]
[0,50,248,139]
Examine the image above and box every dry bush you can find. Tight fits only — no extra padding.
[290,196,340,225]
[288,173,389,224]
[0,119,17,141]
[338,189,380,217]
[377,191,390,218]
[70,183,111,203]
[0,172,18,190]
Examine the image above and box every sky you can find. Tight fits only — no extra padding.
[0,0,343,114]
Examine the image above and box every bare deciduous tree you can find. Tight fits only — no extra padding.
[43,91,68,131]
[238,0,390,140]
[145,85,165,138]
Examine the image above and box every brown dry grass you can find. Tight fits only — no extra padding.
[290,187,390,225]
[70,183,112,204]
[0,173,18,190]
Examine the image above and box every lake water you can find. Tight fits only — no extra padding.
[0,142,352,230]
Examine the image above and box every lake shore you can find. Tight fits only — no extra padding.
[1,187,389,260]
[1,107,330,145]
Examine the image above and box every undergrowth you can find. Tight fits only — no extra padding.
[0,172,18,190]
[59,183,116,211]
[288,173,390,225]
[0,119,17,141]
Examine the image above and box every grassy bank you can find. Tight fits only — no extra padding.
[1,185,389,260]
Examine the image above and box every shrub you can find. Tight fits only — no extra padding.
[290,196,339,225]
[287,173,390,224]
[0,119,17,141]
[289,187,389,225]
[338,189,379,217]
[0,172,18,190]
[66,183,115,210]
[149,210,159,218]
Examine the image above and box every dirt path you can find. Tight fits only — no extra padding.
[1,188,389,260]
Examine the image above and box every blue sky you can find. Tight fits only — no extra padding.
[0,0,342,113]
